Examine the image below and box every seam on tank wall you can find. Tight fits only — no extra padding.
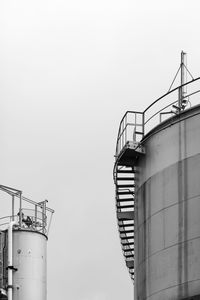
[137,148,200,190]
[135,154,200,232]
[145,277,200,300]
[135,233,200,272]
[135,192,200,233]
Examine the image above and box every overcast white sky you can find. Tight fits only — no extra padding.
[1,1,200,299]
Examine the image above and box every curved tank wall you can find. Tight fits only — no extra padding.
[135,104,200,300]
[12,230,47,300]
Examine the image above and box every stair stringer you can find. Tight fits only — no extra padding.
[114,145,145,282]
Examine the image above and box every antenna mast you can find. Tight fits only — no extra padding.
[179,51,186,109]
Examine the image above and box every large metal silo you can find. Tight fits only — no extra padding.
[136,104,200,300]
[113,53,200,300]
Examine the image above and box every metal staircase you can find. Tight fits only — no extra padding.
[116,165,135,279]
[113,64,200,283]
[113,111,145,282]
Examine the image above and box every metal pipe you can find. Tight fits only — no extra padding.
[12,196,14,221]
[179,51,185,108]
[7,221,17,300]
[142,113,145,137]
[42,202,45,234]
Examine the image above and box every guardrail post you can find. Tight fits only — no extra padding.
[142,113,145,136]
[35,205,37,229]
[12,195,14,221]
[125,114,127,144]
[19,192,22,228]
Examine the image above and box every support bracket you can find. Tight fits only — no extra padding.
[6,266,18,272]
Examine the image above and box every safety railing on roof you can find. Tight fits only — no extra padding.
[0,210,48,235]
[0,184,54,236]
[115,111,144,157]
[115,77,200,158]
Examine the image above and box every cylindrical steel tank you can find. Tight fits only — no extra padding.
[12,230,47,300]
[135,104,200,300]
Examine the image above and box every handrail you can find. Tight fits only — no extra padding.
[115,111,144,156]
[144,99,178,125]
[0,184,54,236]
[0,185,54,213]
[0,213,49,235]
[0,215,17,222]
[143,77,200,113]
[115,77,200,160]
[144,89,200,126]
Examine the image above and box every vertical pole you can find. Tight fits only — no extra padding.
[8,221,17,300]
[142,112,145,137]
[179,51,186,109]
[44,200,47,231]
[135,113,137,141]
[125,115,127,144]
[19,192,22,228]
[35,205,37,229]
[43,202,45,234]
[42,200,48,234]
[122,119,124,149]
[12,195,14,221]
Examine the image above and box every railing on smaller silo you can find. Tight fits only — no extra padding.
[0,185,54,237]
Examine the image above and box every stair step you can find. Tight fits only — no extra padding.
[122,241,134,246]
[117,169,135,174]
[117,211,134,220]
[119,229,133,234]
[119,222,134,228]
[126,260,134,268]
[124,254,134,259]
[123,248,134,253]
[117,184,135,188]
[135,131,143,135]
[120,235,134,240]
[117,177,134,181]
[117,205,134,209]
[117,198,133,202]
[117,191,134,195]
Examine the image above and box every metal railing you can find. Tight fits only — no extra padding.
[0,185,54,236]
[115,77,200,157]
[0,210,49,235]
[115,111,144,156]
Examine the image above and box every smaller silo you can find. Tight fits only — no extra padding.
[0,185,54,300]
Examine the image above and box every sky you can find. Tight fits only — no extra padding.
[0,1,200,299]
